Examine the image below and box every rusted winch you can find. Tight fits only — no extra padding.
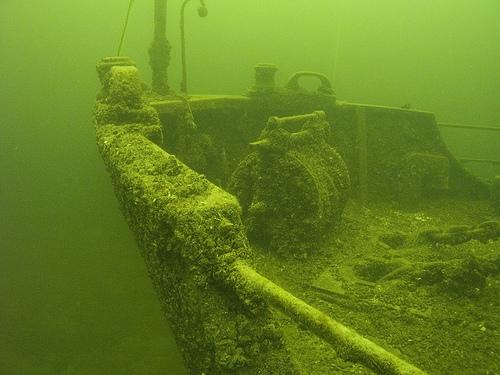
[229,111,350,255]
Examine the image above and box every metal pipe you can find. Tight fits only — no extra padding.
[180,0,208,94]
[266,111,326,128]
[356,107,368,203]
[438,122,500,132]
[459,158,500,166]
[233,261,428,375]
[149,0,171,94]
[154,0,167,39]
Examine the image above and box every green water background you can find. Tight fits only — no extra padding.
[1,1,499,374]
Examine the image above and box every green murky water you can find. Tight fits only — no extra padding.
[1,1,499,374]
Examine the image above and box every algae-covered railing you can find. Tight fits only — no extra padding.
[94,62,428,374]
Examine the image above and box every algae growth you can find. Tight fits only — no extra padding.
[92,53,499,374]
[4,1,500,374]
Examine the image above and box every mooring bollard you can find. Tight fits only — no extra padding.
[249,63,278,95]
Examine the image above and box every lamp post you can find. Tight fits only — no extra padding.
[180,0,208,94]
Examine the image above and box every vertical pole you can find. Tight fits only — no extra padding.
[180,0,191,94]
[149,0,171,95]
[356,107,368,203]
[180,0,207,94]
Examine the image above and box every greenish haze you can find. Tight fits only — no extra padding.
[1,1,499,374]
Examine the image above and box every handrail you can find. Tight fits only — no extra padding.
[438,123,499,166]
[459,158,500,166]
[438,122,500,132]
